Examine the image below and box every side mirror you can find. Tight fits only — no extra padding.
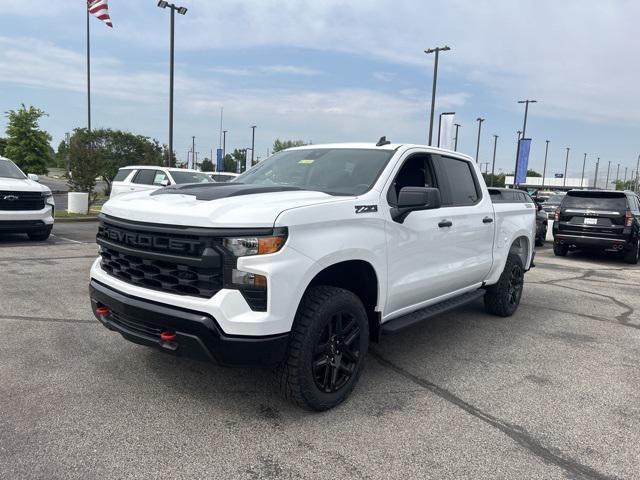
[28,173,39,182]
[392,187,441,223]
[160,179,170,187]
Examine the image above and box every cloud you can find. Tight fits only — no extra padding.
[209,65,321,77]
[373,72,396,82]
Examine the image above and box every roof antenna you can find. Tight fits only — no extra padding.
[376,136,391,147]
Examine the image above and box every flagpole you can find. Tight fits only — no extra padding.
[87,4,91,132]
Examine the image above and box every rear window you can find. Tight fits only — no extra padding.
[562,192,627,211]
[113,169,133,182]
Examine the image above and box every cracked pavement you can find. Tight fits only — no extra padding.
[1,223,639,479]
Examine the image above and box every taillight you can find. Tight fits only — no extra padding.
[625,210,633,227]
[554,208,560,222]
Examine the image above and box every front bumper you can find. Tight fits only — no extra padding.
[90,279,289,367]
[0,205,54,231]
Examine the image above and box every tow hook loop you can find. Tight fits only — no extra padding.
[160,331,177,342]
[95,306,110,316]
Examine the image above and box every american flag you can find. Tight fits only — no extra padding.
[88,0,113,28]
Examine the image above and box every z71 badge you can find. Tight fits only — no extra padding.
[355,205,378,214]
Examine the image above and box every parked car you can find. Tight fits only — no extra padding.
[203,172,239,183]
[553,189,640,263]
[489,188,547,246]
[541,193,566,219]
[0,156,55,241]
[110,166,213,198]
[90,142,536,410]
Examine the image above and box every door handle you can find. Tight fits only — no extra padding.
[483,217,494,224]
[438,220,453,228]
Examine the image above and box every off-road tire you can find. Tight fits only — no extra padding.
[27,227,52,242]
[623,238,640,264]
[553,243,568,256]
[276,286,369,411]
[484,252,525,317]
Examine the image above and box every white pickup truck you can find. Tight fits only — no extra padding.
[90,141,535,410]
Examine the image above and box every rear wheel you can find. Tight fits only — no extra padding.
[484,253,524,317]
[276,286,369,411]
[535,225,546,247]
[553,243,568,256]
[623,238,640,264]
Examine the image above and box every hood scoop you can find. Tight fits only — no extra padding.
[150,183,303,201]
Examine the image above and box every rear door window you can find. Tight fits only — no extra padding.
[436,156,480,206]
[132,169,156,185]
[113,169,133,182]
[562,193,627,212]
[152,170,169,186]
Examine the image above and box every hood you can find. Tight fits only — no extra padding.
[0,176,50,193]
[102,187,348,228]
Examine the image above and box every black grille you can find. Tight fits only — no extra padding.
[99,246,223,298]
[0,191,45,211]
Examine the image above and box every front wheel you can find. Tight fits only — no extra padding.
[276,286,369,411]
[553,243,568,256]
[484,253,525,317]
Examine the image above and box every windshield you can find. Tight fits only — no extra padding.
[545,194,565,205]
[236,148,394,196]
[0,159,27,179]
[170,171,214,184]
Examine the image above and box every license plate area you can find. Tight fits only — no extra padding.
[583,217,598,225]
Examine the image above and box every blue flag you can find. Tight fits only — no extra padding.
[216,148,223,172]
[515,138,531,184]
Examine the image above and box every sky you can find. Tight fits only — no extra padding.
[1,0,639,184]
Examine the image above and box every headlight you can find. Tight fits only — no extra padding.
[223,229,287,257]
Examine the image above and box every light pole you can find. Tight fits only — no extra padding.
[251,126,256,166]
[635,154,640,193]
[563,148,570,187]
[191,135,195,169]
[581,153,587,188]
[514,99,537,188]
[491,135,498,187]
[594,157,600,189]
[542,140,550,189]
[453,123,461,151]
[517,130,522,141]
[157,1,188,167]
[624,167,628,185]
[424,46,451,146]
[605,160,611,189]
[475,117,484,163]
[615,163,620,190]
[222,130,227,159]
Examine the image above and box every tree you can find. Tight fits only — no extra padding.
[230,149,247,172]
[200,158,214,172]
[68,128,102,206]
[223,153,236,172]
[55,139,69,170]
[3,105,52,174]
[482,173,506,188]
[0,137,6,157]
[527,169,542,177]
[272,139,306,153]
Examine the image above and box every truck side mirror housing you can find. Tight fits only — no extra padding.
[160,179,170,187]
[28,173,39,182]
[392,187,441,223]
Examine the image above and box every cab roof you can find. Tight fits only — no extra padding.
[286,143,474,162]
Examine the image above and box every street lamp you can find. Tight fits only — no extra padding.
[491,135,498,187]
[594,157,600,188]
[453,123,461,151]
[158,1,188,167]
[605,160,611,189]
[222,130,227,160]
[424,46,451,146]
[251,126,256,166]
[581,153,587,188]
[541,140,550,189]
[514,99,537,187]
[615,163,620,190]
[563,147,570,187]
[635,154,640,193]
[475,117,484,163]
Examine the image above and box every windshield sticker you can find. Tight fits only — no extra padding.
[298,159,315,164]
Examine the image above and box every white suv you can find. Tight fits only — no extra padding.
[0,156,55,241]
[110,166,213,198]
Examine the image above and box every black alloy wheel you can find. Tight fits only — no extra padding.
[507,263,524,307]
[312,311,361,393]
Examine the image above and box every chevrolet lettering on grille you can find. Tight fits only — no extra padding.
[103,225,200,255]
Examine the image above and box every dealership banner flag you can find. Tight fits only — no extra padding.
[515,138,532,184]
[438,112,455,150]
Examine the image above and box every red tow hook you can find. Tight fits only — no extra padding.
[160,331,177,342]
[95,306,110,316]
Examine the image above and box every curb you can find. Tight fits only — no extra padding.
[55,217,100,223]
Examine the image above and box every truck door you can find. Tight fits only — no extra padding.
[431,154,494,290]
[384,151,465,314]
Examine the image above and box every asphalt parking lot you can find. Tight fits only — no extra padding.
[1,224,639,479]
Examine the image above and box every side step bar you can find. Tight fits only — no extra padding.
[381,290,485,335]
